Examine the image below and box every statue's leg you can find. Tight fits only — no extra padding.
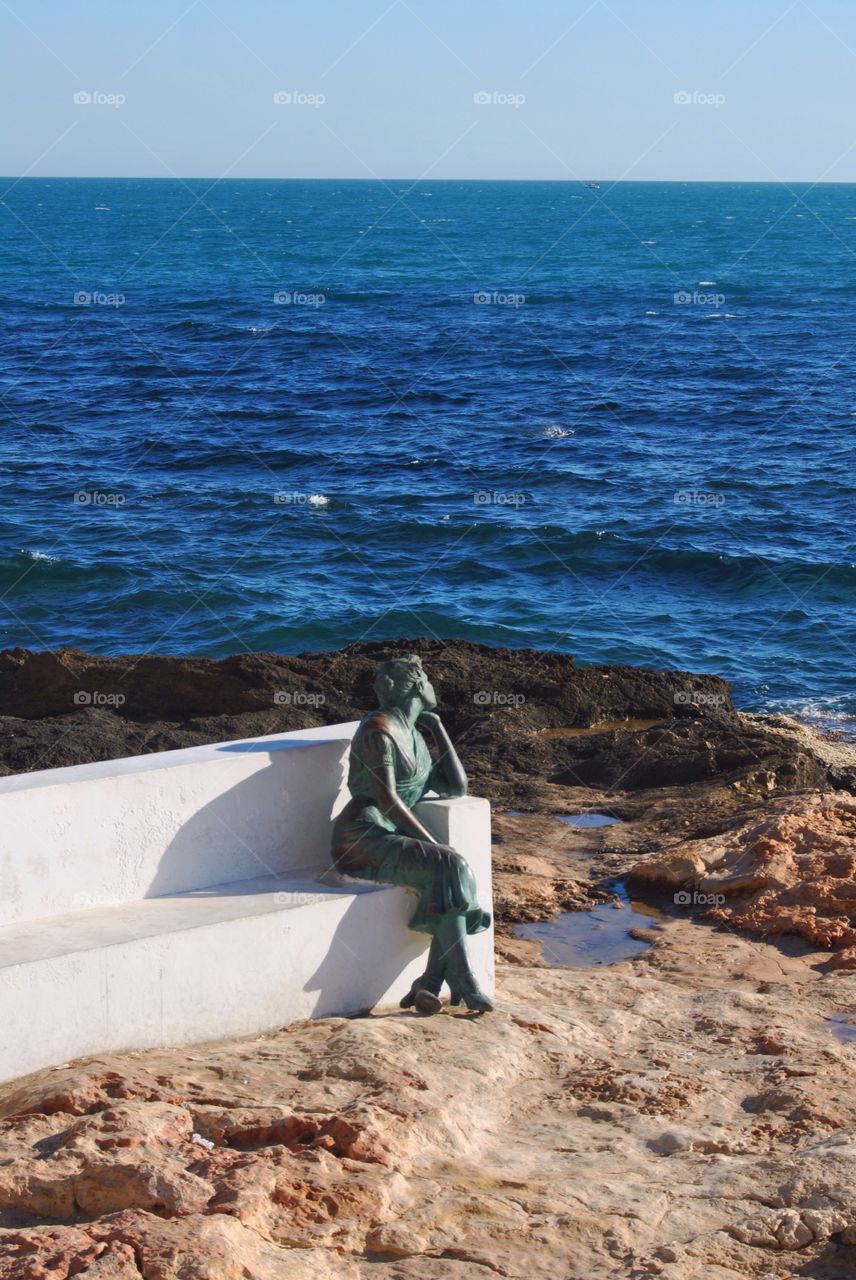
[363,834,490,1015]
[399,935,445,1014]
[433,912,494,1013]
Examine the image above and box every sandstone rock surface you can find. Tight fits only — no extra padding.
[3,921,856,1279]
[629,793,856,955]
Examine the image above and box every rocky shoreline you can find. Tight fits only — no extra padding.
[2,640,856,1278]
[2,639,852,796]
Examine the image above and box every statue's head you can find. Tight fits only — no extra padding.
[374,654,437,711]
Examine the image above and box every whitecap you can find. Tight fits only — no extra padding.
[645,310,659,316]
[307,494,329,507]
[698,280,716,286]
[642,239,656,245]
[542,424,574,438]
[21,548,59,563]
[778,700,856,740]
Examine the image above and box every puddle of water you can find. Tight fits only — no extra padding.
[504,809,523,817]
[828,1013,856,1043]
[514,881,660,968]
[536,718,666,740]
[558,813,621,829]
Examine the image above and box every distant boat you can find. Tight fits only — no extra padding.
[585,182,601,190]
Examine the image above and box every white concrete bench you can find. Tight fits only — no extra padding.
[0,723,493,1083]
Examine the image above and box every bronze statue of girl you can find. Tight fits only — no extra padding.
[331,654,493,1013]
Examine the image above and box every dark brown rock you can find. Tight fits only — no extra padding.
[0,639,836,798]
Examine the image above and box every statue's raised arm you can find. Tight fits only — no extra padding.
[331,654,492,1013]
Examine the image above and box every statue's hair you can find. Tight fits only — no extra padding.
[375,654,425,705]
[379,653,423,680]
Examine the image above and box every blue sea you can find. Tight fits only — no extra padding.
[1,178,854,723]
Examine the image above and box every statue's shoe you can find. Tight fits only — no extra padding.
[400,975,442,1014]
[449,981,494,1013]
[414,988,443,1014]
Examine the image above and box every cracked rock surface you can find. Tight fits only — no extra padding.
[4,915,856,1279]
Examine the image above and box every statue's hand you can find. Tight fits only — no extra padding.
[416,711,443,735]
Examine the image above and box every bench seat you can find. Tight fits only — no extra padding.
[0,873,463,1082]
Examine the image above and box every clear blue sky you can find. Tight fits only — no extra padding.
[2,0,856,181]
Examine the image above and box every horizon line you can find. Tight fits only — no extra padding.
[4,175,856,186]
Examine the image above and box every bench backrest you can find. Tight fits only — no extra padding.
[0,723,360,927]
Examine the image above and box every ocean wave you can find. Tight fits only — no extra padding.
[18,548,60,564]
[494,532,856,593]
[638,545,856,592]
[776,699,856,739]
[0,551,129,585]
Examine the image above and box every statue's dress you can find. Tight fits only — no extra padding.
[330,707,488,936]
